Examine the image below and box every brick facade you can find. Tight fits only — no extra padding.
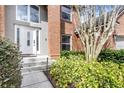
[115,14,124,36]
[1,5,124,58]
[60,6,124,52]
[48,6,83,58]
[104,35,116,49]
[61,7,83,51]
[104,13,124,49]
[0,6,5,37]
[48,5,61,59]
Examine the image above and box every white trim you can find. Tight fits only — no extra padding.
[16,5,40,23]
[70,35,72,50]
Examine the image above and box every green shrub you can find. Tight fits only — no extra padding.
[61,49,124,63]
[50,55,124,88]
[98,49,124,63]
[61,51,85,59]
[0,38,22,88]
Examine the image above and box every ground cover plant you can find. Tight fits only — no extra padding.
[50,50,124,88]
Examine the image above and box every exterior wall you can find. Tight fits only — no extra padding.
[5,5,16,41]
[115,14,124,35]
[61,7,124,51]
[48,5,61,58]
[0,6,5,37]
[3,5,124,59]
[40,21,48,56]
[61,7,83,51]
[104,14,124,49]
[39,6,48,55]
[104,35,116,49]
[60,7,124,51]
[5,5,48,56]
[5,5,48,41]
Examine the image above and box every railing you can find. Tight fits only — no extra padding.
[46,57,49,71]
[43,57,53,72]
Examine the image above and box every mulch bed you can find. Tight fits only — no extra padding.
[43,70,57,88]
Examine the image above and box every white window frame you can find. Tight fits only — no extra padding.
[115,35,124,50]
[61,5,72,22]
[16,5,40,23]
[16,5,28,22]
[61,34,72,51]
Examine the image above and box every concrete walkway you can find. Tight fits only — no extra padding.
[21,71,53,88]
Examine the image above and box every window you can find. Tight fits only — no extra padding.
[115,35,124,49]
[36,30,39,51]
[30,5,40,23]
[17,5,28,21]
[16,5,40,23]
[61,35,71,51]
[27,32,30,46]
[61,5,72,22]
[17,28,20,47]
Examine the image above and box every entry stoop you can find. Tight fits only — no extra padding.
[21,56,55,75]
[20,56,54,88]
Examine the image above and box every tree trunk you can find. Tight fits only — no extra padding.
[74,5,122,63]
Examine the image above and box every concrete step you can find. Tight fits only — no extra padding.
[22,56,50,60]
[21,57,55,64]
[20,56,55,75]
[21,61,53,68]
[21,64,51,75]
[22,58,49,64]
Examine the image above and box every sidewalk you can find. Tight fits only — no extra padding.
[21,71,53,88]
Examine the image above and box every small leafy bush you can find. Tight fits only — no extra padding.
[61,49,124,63]
[50,55,124,88]
[61,51,85,59]
[98,49,124,63]
[0,38,22,88]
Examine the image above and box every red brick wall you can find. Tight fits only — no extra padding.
[48,5,61,59]
[61,7,83,51]
[0,6,5,37]
[48,6,124,58]
[61,7,124,51]
[104,14,124,49]
[104,35,116,49]
[116,14,124,35]
[47,6,119,58]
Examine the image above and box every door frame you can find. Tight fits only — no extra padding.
[14,25,41,55]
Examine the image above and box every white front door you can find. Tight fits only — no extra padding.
[15,25,40,55]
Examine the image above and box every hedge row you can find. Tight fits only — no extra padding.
[61,51,85,59]
[61,49,124,63]
[98,49,124,63]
